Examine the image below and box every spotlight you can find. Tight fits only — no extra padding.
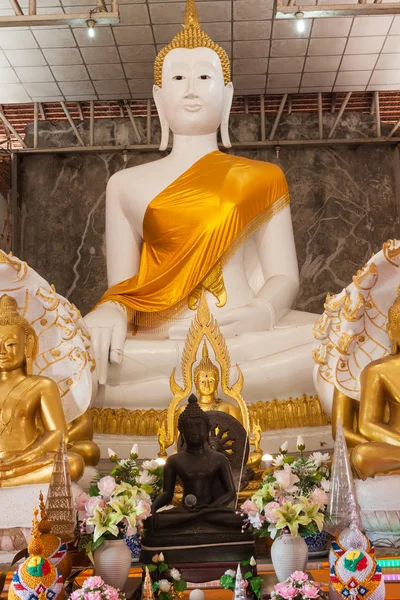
[262,453,273,468]
[295,11,305,33]
[86,18,96,38]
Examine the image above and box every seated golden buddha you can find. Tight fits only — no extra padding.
[0,294,99,486]
[159,292,263,490]
[332,286,400,479]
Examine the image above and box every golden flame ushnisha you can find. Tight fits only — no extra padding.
[154,0,231,87]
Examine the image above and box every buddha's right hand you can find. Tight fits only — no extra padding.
[84,302,128,385]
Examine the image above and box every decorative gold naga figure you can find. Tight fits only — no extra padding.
[0,295,98,486]
[332,285,400,479]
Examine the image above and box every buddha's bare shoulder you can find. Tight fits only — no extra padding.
[107,157,169,190]
[27,374,60,392]
[362,354,400,377]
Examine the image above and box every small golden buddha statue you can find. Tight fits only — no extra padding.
[333,285,400,479]
[177,341,241,422]
[0,294,97,486]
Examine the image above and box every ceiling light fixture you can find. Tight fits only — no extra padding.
[295,11,305,32]
[86,18,96,37]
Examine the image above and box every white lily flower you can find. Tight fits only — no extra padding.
[131,443,139,455]
[107,447,116,458]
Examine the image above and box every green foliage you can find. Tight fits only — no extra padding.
[158,563,168,573]
[158,592,171,600]
[220,574,234,590]
[249,576,264,600]
[174,579,187,592]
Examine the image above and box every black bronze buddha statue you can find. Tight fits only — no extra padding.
[140,395,255,563]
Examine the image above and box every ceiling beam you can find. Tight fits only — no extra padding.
[276,2,400,17]
[0,10,119,26]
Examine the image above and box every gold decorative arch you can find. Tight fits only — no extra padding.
[158,290,250,456]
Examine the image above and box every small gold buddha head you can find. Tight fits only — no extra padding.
[388,285,400,354]
[194,340,219,399]
[153,0,233,151]
[0,294,38,375]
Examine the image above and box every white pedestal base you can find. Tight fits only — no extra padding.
[94,425,334,463]
[355,476,400,547]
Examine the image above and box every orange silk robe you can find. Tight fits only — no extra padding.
[99,150,290,326]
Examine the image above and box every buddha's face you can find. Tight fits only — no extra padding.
[157,47,227,136]
[195,369,218,398]
[182,416,209,448]
[0,324,26,372]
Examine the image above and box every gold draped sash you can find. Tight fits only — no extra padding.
[98,150,290,326]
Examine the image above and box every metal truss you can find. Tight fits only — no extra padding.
[0,92,400,154]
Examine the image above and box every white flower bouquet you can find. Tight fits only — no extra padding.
[242,438,331,539]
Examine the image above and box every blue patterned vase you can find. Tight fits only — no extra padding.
[302,530,328,556]
[125,533,142,562]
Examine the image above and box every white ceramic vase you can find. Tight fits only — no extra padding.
[93,538,132,590]
[270,533,309,582]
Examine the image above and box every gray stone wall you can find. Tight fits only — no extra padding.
[0,191,11,253]
[16,113,400,316]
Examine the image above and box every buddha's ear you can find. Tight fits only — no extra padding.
[153,85,170,152]
[25,331,35,376]
[221,82,233,149]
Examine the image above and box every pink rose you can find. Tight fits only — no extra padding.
[97,476,117,498]
[274,583,297,599]
[83,577,104,590]
[309,488,328,508]
[242,500,259,517]
[75,492,90,511]
[105,587,119,600]
[136,500,151,521]
[290,572,308,583]
[85,592,102,600]
[71,592,82,600]
[300,583,320,599]
[85,496,105,517]
[264,501,280,523]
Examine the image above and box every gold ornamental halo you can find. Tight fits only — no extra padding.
[154,0,231,87]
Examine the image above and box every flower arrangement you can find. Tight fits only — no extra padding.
[145,553,187,600]
[108,447,164,501]
[219,558,264,600]
[70,576,126,600]
[242,438,330,539]
[75,445,160,554]
[271,572,326,600]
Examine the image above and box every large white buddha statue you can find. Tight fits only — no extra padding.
[84,0,318,410]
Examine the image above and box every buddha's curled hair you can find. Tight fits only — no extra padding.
[177,393,211,433]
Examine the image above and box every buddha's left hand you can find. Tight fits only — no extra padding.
[214,298,275,337]
[169,298,274,339]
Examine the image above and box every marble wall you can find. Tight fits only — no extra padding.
[16,113,400,316]
[0,158,11,253]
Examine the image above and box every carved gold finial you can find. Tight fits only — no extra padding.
[184,0,199,28]
[38,491,52,535]
[154,0,231,87]
[387,285,400,354]
[28,507,43,556]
